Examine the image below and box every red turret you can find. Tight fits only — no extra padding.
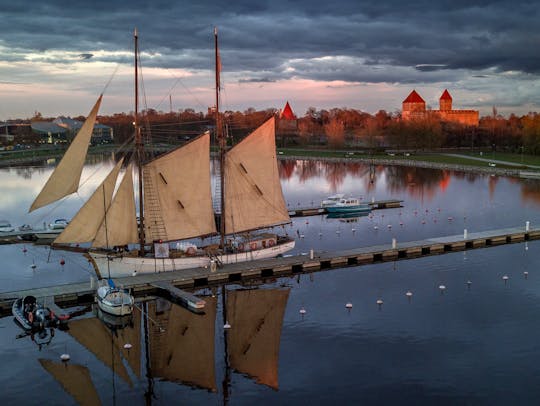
[439,89,452,111]
[279,101,296,120]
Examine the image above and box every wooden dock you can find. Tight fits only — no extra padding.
[0,224,537,316]
[288,199,403,217]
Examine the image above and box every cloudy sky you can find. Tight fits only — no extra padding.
[0,0,539,120]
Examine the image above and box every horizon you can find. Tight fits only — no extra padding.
[0,1,539,120]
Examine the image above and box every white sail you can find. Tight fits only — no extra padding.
[92,163,138,248]
[224,117,290,234]
[143,133,216,242]
[54,158,124,244]
[29,95,103,212]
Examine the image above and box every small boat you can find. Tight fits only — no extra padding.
[12,296,68,331]
[321,194,345,207]
[0,220,15,233]
[49,219,70,229]
[325,198,371,214]
[96,279,134,316]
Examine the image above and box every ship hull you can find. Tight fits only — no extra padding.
[89,240,295,278]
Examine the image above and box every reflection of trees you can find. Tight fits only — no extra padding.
[324,162,348,191]
[298,160,323,183]
[520,180,540,207]
[385,166,450,201]
[278,160,296,180]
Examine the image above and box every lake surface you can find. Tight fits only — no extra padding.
[1,157,540,404]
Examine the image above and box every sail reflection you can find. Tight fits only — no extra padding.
[226,288,289,390]
[39,287,290,404]
[148,296,217,391]
[39,359,101,406]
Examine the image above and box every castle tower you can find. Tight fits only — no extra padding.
[402,90,426,120]
[279,101,296,120]
[439,89,452,111]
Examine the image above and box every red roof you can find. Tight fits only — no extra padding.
[440,89,452,100]
[280,101,296,120]
[403,90,425,104]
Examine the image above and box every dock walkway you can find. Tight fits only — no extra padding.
[0,224,537,315]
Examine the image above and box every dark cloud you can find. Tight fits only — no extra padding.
[0,0,538,115]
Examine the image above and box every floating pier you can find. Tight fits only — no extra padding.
[0,224,537,315]
[150,281,206,313]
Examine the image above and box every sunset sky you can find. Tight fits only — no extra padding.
[0,0,539,120]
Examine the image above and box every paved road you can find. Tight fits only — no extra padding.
[443,153,540,169]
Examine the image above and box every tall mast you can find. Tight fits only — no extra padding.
[135,28,145,254]
[215,27,226,249]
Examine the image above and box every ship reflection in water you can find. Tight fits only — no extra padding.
[36,287,289,403]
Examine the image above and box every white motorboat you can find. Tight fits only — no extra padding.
[0,220,15,233]
[321,194,345,207]
[325,198,371,214]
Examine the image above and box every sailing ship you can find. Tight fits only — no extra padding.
[29,28,294,278]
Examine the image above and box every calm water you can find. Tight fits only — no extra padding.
[1,157,540,404]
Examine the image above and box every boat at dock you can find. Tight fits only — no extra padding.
[12,295,68,331]
[325,198,371,214]
[321,193,345,207]
[96,279,134,316]
[28,28,294,278]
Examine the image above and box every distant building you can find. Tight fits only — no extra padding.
[402,89,479,126]
[279,101,297,120]
[277,101,297,132]
[31,122,68,143]
[54,116,114,144]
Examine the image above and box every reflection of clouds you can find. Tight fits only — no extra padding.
[0,157,116,226]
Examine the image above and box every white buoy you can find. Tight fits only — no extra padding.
[524,271,529,278]
[351,228,356,233]
[224,321,231,329]
[502,275,509,282]
[299,308,306,315]
[376,299,383,305]
[467,280,472,287]
[373,226,378,230]
[123,343,132,350]
[387,224,392,229]
[345,302,353,309]
[406,291,413,298]
[336,229,341,234]
[60,354,70,362]
[300,234,305,238]
[439,285,446,291]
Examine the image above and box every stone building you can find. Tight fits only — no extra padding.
[402,89,479,126]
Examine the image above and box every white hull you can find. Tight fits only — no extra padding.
[96,286,134,316]
[89,240,295,278]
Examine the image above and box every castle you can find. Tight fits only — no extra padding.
[402,89,479,126]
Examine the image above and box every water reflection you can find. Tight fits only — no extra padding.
[4,156,540,230]
[32,287,289,404]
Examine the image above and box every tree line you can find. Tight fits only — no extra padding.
[9,106,540,154]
